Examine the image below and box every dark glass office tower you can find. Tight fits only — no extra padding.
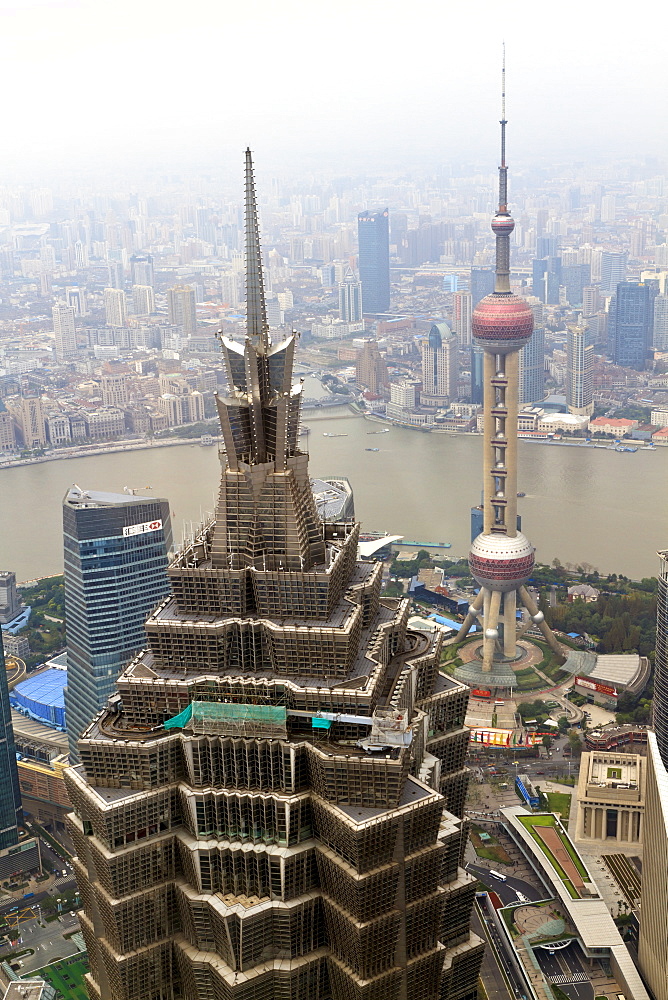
[470,267,495,308]
[65,153,483,1000]
[358,208,390,312]
[0,630,22,848]
[652,551,668,769]
[63,488,172,761]
[610,280,659,370]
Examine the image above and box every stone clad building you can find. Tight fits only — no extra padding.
[575,751,645,845]
[64,153,483,1000]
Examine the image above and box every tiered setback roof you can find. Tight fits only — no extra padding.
[65,152,483,1000]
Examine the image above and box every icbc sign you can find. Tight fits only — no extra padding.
[123,519,163,537]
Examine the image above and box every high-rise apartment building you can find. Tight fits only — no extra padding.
[65,152,483,1000]
[52,304,77,362]
[0,630,22,850]
[167,285,197,335]
[62,487,172,761]
[452,291,472,347]
[421,322,458,405]
[338,268,362,322]
[357,208,390,313]
[653,294,668,351]
[567,324,594,415]
[610,280,659,370]
[600,250,627,294]
[130,253,154,288]
[0,571,21,624]
[66,286,87,317]
[104,288,128,328]
[132,285,155,317]
[582,285,600,317]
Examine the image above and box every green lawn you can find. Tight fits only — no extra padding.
[546,792,572,820]
[518,814,591,894]
[31,956,89,1000]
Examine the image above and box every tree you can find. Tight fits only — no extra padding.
[557,715,570,735]
[567,730,583,755]
[542,735,552,750]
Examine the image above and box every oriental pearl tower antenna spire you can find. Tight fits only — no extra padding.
[455,55,566,689]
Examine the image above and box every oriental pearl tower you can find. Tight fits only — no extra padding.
[455,57,566,689]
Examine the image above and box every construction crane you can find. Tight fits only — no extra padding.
[123,486,152,496]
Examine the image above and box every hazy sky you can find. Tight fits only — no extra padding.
[2,0,668,179]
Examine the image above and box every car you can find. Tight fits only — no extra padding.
[536,770,545,774]
[62,870,68,877]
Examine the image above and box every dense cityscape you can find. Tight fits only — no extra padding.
[0,9,667,1000]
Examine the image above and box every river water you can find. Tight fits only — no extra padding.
[0,402,665,582]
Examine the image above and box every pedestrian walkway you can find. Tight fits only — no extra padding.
[549,973,589,984]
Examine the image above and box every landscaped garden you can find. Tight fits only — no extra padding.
[31,955,89,1000]
[518,813,592,899]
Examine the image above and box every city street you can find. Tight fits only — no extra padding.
[465,862,545,905]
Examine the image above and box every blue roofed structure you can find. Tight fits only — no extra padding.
[428,614,477,633]
[10,667,67,730]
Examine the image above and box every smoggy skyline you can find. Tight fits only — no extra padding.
[2,0,667,180]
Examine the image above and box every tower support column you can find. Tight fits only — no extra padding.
[503,589,517,658]
[482,589,502,672]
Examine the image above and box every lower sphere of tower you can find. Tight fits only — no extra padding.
[469,531,535,592]
[472,292,533,354]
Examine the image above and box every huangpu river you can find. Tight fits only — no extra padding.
[1,405,665,583]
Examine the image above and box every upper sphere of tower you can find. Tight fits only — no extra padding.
[468,531,535,593]
[472,292,533,353]
[491,213,515,236]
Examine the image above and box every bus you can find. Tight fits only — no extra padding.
[489,870,507,881]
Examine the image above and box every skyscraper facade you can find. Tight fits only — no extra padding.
[357,208,390,312]
[167,285,198,335]
[52,304,77,362]
[653,294,668,352]
[338,268,362,322]
[519,301,545,405]
[566,324,594,415]
[63,488,172,761]
[600,250,627,294]
[651,550,668,769]
[610,280,659,370]
[637,551,668,999]
[65,152,483,1000]
[0,630,22,849]
[421,322,458,404]
[452,290,472,347]
[104,288,128,328]
[470,267,494,307]
[130,253,155,288]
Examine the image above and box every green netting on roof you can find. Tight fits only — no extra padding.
[164,704,193,729]
[164,701,287,731]
[192,702,286,725]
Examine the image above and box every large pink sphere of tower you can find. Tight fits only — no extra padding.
[469,531,535,593]
[472,293,533,354]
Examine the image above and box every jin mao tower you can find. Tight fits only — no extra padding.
[65,151,483,1000]
[455,60,565,687]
